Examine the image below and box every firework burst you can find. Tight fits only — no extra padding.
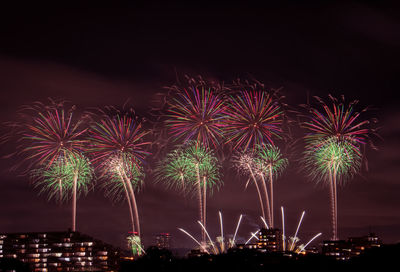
[156,142,222,243]
[88,112,150,238]
[154,149,191,194]
[30,151,93,203]
[223,90,283,151]
[302,96,370,148]
[165,86,226,148]
[7,100,90,231]
[301,96,372,240]
[16,101,88,168]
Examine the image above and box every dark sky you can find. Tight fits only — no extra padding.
[0,2,399,250]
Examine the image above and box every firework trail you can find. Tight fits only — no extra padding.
[223,90,283,151]
[301,96,372,240]
[231,214,243,247]
[233,151,268,223]
[8,100,90,231]
[88,111,150,239]
[289,211,305,251]
[165,86,226,148]
[255,144,288,228]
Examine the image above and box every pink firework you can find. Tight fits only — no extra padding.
[165,86,226,148]
[223,90,283,151]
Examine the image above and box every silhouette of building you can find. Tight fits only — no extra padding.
[155,233,171,249]
[0,231,120,271]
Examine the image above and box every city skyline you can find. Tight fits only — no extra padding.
[0,2,399,251]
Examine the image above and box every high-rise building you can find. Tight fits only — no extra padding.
[155,233,171,249]
[0,231,120,272]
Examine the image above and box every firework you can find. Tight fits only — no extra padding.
[254,144,288,228]
[10,100,89,231]
[183,143,222,243]
[223,90,283,151]
[158,143,222,243]
[302,96,370,148]
[233,151,268,223]
[304,138,361,240]
[179,212,243,254]
[18,101,88,168]
[88,112,150,238]
[281,207,322,253]
[30,151,93,203]
[154,149,191,194]
[165,86,226,148]
[127,234,145,256]
[301,96,373,240]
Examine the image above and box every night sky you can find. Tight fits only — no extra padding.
[0,2,399,250]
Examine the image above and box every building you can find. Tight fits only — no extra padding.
[237,228,282,252]
[348,233,382,257]
[155,233,171,249]
[0,231,120,272]
[322,233,382,260]
[257,228,282,252]
[322,240,351,260]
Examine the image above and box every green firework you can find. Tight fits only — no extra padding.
[182,143,222,192]
[254,144,288,227]
[304,137,361,185]
[155,149,191,192]
[127,234,144,256]
[30,152,94,202]
[254,144,288,179]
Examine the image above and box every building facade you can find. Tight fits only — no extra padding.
[155,233,171,250]
[322,233,382,260]
[0,231,119,272]
[237,228,282,252]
